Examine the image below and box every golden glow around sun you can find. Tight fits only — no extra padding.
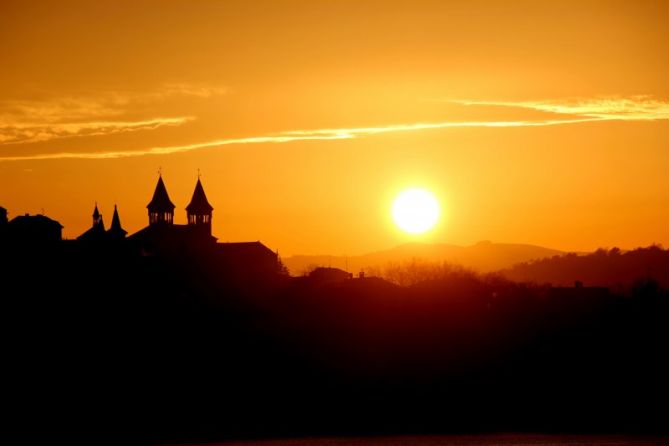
[392,188,440,235]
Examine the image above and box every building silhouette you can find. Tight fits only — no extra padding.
[0,206,7,241]
[77,203,127,241]
[129,174,218,248]
[308,267,353,284]
[4,213,63,243]
[129,174,278,279]
[1,172,279,282]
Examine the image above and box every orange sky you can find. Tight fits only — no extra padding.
[1,0,668,255]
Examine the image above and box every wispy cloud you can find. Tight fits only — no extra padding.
[0,117,605,162]
[0,82,226,145]
[158,83,228,98]
[452,95,669,121]
[0,117,193,145]
[0,133,352,161]
[2,95,667,162]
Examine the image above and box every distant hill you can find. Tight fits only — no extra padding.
[501,245,669,290]
[283,241,565,276]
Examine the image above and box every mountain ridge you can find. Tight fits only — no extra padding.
[283,241,567,276]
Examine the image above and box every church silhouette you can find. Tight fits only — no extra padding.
[125,174,218,247]
[1,174,280,282]
[76,174,216,245]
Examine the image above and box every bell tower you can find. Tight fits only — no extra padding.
[186,176,213,235]
[147,174,175,225]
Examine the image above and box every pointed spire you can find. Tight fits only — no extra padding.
[92,202,104,229]
[147,174,175,225]
[78,203,105,241]
[108,204,127,239]
[147,175,176,212]
[110,205,122,230]
[186,178,214,214]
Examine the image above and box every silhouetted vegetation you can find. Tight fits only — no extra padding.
[2,242,668,444]
[366,258,479,286]
[503,245,669,292]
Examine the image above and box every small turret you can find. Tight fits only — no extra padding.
[92,202,104,229]
[77,202,106,241]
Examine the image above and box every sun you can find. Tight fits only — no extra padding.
[392,188,441,234]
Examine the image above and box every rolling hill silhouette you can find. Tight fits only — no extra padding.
[502,245,669,290]
[283,241,565,276]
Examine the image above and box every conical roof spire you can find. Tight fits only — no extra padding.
[78,203,105,240]
[147,175,176,212]
[108,204,127,239]
[91,202,104,229]
[186,178,214,214]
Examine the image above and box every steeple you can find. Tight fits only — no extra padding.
[76,202,106,241]
[92,202,104,229]
[147,174,175,225]
[107,205,127,239]
[186,177,213,234]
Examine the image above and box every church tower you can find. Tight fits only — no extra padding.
[147,175,175,225]
[186,177,213,235]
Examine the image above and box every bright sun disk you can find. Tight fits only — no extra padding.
[392,188,440,234]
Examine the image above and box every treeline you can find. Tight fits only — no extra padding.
[365,259,479,287]
[502,245,669,291]
[2,243,668,443]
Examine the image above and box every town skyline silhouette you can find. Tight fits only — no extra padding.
[2,2,669,445]
[2,169,669,444]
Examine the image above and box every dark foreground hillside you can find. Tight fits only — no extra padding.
[2,243,668,444]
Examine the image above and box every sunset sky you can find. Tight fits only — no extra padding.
[1,0,668,255]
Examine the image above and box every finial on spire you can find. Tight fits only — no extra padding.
[158,166,162,177]
[197,168,201,179]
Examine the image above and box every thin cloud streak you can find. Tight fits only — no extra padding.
[0,117,600,162]
[452,95,669,121]
[281,117,604,138]
[0,117,193,145]
[2,95,666,162]
[0,133,352,162]
[0,83,226,144]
